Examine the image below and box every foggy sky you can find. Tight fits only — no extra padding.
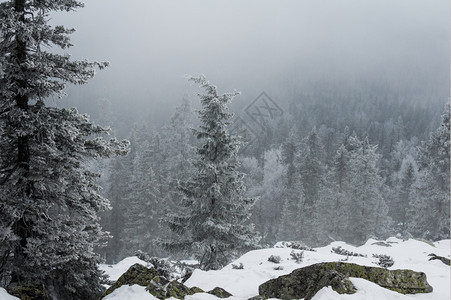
[51,0,450,123]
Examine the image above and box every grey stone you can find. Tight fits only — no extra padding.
[258,262,433,300]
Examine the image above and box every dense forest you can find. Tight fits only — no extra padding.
[97,82,450,263]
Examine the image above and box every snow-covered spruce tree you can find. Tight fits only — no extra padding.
[0,1,128,298]
[344,136,390,244]
[121,140,161,257]
[281,127,301,190]
[278,127,303,242]
[321,133,389,245]
[297,127,326,244]
[160,76,260,270]
[315,144,349,243]
[278,185,304,242]
[409,103,450,240]
[255,148,286,243]
[101,153,136,264]
[100,126,141,263]
[392,156,418,235]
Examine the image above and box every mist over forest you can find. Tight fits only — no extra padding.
[53,0,449,131]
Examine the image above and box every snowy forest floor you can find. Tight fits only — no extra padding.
[1,237,449,300]
[103,237,449,300]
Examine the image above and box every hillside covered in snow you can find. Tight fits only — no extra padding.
[93,237,450,300]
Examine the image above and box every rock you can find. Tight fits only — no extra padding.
[103,263,164,297]
[267,255,281,264]
[258,262,433,300]
[7,286,49,300]
[189,286,205,294]
[371,241,392,247]
[259,264,356,300]
[327,262,433,294]
[428,253,450,266]
[147,278,170,299]
[165,281,204,299]
[101,263,204,299]
[207,287,233,298]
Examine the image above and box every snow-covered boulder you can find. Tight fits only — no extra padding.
[102,263,204,299]
[102,264,162,298]
[258,262,433,300]
[100,256,149,282]
[207,287,233,298]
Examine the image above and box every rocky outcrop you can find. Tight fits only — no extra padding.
[207,287,232,298]
[165,281,202,299]
[103,264,160,296]
[102,263,204,299]
[102,263,232,299]
[258,262,433,300]
[258,263,356,300]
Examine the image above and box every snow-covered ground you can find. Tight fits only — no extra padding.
[102,238,450,300]
[1,238,449,300]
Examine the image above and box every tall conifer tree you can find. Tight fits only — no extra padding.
[297,128,326,243]
[161,76,260,270]
[0,1,128,298]
[410,103,450,240]
[344,137,389,244]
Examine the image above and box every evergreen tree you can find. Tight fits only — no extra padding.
[238,156,265,237]
[297,128,326,244]
[150,133,166,196]
[319,144,350,242]
[281,127,300,189]
[410,103,450,240]
[344,137,390,244]
[323,134,390,245]
[299,128,325,206]
[278,127,303,242]
[388,138,419,185]
[121,143,161,256]
[101,126,140,263]
[102,157,129,264]
[278,184,304,242]
[160,76,260,270]
[392,156,417,235]
[334,144,349,194]
[257,148,286,243]
[0,1,128,298]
